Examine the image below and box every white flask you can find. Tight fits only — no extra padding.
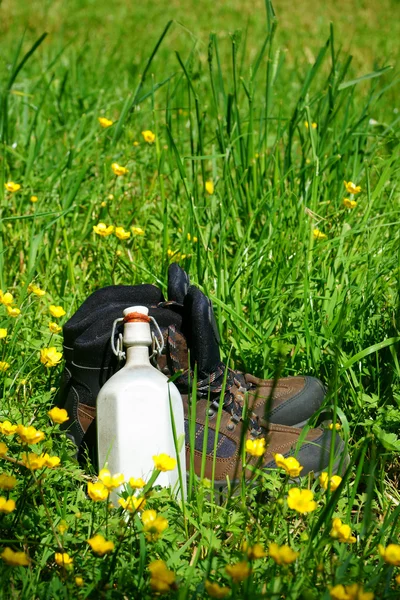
[96,305,186,503]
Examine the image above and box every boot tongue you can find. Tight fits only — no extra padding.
[183,285,221,377]
[167,264,190,304]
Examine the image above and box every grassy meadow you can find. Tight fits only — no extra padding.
[0,0,400,597]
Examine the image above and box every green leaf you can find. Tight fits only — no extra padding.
[338,65,393,90]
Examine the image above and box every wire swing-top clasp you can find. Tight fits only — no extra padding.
[111,314,164,362]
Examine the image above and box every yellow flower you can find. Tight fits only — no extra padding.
[93,222,115,237]
[48,407,69,424]
[246,543,267,560]
[329,423,342,431]
[0,329,7,339]
[16,425,45,445]
[0,362,10,372]
[21,452,45,470]
[141,509,168,541]
[396,574,400,585]
[0,497,15,514]
[40,347,62,368]
[205,580,230,598]
[1,292,14,306]
[27,283,46,296]
[141,130,156,143]
[111,163,128,176]
[0,421,17,435]
[378,543,400,566]
[87,534,114,555]
[87,481,109,502]
[129,477,146,489]
[287,487,317,514]
[153,453,177,472]
[329,583,374,600]
[30,195,38,203]
[319,472,342,491]
[75,576,84,587]
[343,198,357,209]
[344,181,361,194]
[98,117,113,128]
[131,226,145,236]
[42,454,60,468]
[268,542,299,565]
[1,547,29,566]
[49,305,66,318]
[98,468,124,490]
[118,496,146,513]
[330,518,356,544]
[4,182,21,193]
[313,229,327,240]
[0,443,8,456]
[55,552,73,569]
[6,306,20,317]
[58,520,68,535]
[225,561,251,583]
[49,322,62,334]
[0,474,17,490]
[245,438,266,457]
[133,141,139,146]
[205,180,214,195]
[304,121,317,129]
[149,560,175,593]
[274,454,303,477]
[115,226,131,241]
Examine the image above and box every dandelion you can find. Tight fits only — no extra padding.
[75,576,84,586]
[98,117,113,128]
[269,542,299,565]
[343,198,357,209]
[287,487,317,514]
[30,195,38,203]
[118,496,146,513]
[1,292,14,306]
[16,425,45,445]
[274,454,303,477]
[115,226,131,241]
[0,443,8,456]
[205,180,214,195]
[129,477,146,489]
[205,580,231,598]
[319,473,342,491]
[49,322,62,334]
[47,407,69,424]
[98,468,124,490]
[141,130,156,143]
[344,181,361,194]
[93,222,114,237]
[152,453,177,472]
[55,552,73,569]
[141,509,168,541]
[0,497,15,514]
[6,306,20,317]
[4,182,21,193]
[313,229,327,240]
[1,547,30,567]
[0,421,17,435]
[87,534,115,556]
[304,121,317,129]
[149,560,176,593]
[0,474,17,491]
[87,481,109,502]
[131,226,145,236]
[0,362,10,372]
[378,543,400,566]
[246,543,267,560]
[0,329,7,339]
[111,163,128,176]
[28,283,46,296]
[330,518,356,544]
[225,561,251,583]
[49,305,66,318]
[40,347,62,367]
[245,438,266,457]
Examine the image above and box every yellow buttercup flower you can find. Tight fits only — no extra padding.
[330,518,356,544]
[152,453,177,472]
[0,362,10,372]
[225,560,251,583]
[49,322,62,334]
[313,229,327,240]
[141,509,168,541]
[329,583,374,600]
[129,477,146,489]
[287,487,317,514]
[133,141,139,146]
[269,542,299,565]
[87,481,109,502]
[98,468,124,490]
[6,306,20,317]
[1,292,14,306]
[111,163,128,176]
[27,283,46,296]
[48,407,69,424]
[148,560,175,593]
[0,421,17,435]
[75,577,84,587]
[0,474,17,491]
[344,181,361,194]
[115,226,131,241]
[205,180,214,195]
[329,423,342,431]
[246,543,267,560]
[205,580,230,598]
[0,443,8,456]
[141,130,156,143]
[274,454,303,477]
[304,121,317,129]
[0,497,15,514]
[131,226,145,236]
[378,543,400,566]
[1,547,30,567]
[42,453,60,468]
[0,329,7,339]
[58,520,68,535]
[319,472,342,491]
[245,438,266,457]
[93,222,114,237]
[49,305,66,318]
[55,552,73,569]
[343,198,357,209]
[30,195,38,203]
[118,496,146,513]
[21,452,45,470]
[98,117,113,128]
[16,425,45,445]
[40,347,62,368]
[4,182,21,193]
[87,534,115,555]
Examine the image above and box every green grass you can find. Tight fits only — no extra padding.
[0,0,399,597]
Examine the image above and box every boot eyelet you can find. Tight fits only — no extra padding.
[227,422,235,431]
[208,409,216,418]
